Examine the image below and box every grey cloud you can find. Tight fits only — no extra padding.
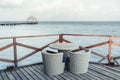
[0,0,120,21]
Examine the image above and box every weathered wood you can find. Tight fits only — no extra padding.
[11,71,21,80]
[5,72,16,80]
[13,38,17,67]
[86,72,102,80]
[53,75,65,80]
[62,72,75,80]
[75,73,90,80]
[103,65,120,74]
[59,34,63,43]
[63,39,72,43]
[1,33,120,40]
[113,56,120,60]
[16,42,39,50]
[79,73,93,80]
[64,71,83,80]
[36,65,58,80]
[0,43,13,51]
[0,34,59,40]
[0,58,14,63]
[1,33,120,66]
[113,59,119,65]
[17,49,41,62]
[15,70,28,80]
[1,72,9,80]
[85,41,109,49]
[40,65,65,80]
[72,45,107,59]
[108,36,112,63]
[1,64,120,80]
[40,39,59,50]
[73,41,108,52]
[90,66,115,80]
[17,39,59,62]
[91,51,107,58]
[89,62,107,65]
[91,64,120,79]
[63,33,110,37]
[112,41,120,46]
[98,58,106,62]
[0,34,119,44]
[19,68,34,80]
[0,75,3,80]
[32,65,53,80]
[24,67,43,80]
[58,74,70,80]
[88,68,112,80]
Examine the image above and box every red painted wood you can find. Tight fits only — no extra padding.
[108,36,112,63]
[13,38,17,67]
[0,43,13,51]
[59,34,63,43]
[0,58,14,63]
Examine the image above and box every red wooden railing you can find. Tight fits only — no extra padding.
[0,34,120,68]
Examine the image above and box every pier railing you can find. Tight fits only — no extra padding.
[0,34,120,68]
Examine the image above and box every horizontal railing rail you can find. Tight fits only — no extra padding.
[1,33,120,68]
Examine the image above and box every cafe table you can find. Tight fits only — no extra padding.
[49,43,79,57]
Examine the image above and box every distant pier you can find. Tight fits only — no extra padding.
[0,16,38,26]
[0,21,38,26]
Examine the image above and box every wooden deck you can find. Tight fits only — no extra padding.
[0,63,120,80]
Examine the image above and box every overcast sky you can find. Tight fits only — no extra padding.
[0,0,120,21]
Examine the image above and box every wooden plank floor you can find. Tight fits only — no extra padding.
[0,63,120,80]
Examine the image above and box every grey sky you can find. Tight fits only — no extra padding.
[0,0,120,21]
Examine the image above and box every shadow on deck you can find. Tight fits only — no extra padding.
[0,63,120,80]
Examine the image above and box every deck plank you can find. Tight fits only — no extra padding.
[1,63,120,80]
[0,73,4,80]
[90,65,114,79]
[103,65,120,74]
[40,64,82,80]
[62,72,76,80]
[15,69,28,80]
[92,64,120,76]
[0,71,9,80]
[90,64,120,80]
[23,67,43,80]
[79,73,94,80]
[10,70,21,80]
[87,69,111,80]
[64,71,83,80]
[84,72,101,80]
[53,75,65,80]
[114,66,120,70]
[31,65,53,80]
[19,68,34,80]
[88,67,113,80]
[35,65,58,80]
[5,71,16,80]
[40,65,65,80]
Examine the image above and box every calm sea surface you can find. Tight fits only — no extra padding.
[0,21,120,69]
[1,21,120,37]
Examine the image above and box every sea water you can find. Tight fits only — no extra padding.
[0,21,120,69]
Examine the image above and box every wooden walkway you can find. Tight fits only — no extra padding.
[0,63,120,80]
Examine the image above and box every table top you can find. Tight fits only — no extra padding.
[49,43,79,51]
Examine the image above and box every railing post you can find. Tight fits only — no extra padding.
[108,36,112,64]
[13,37,17,68]
[59,34,63,43]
